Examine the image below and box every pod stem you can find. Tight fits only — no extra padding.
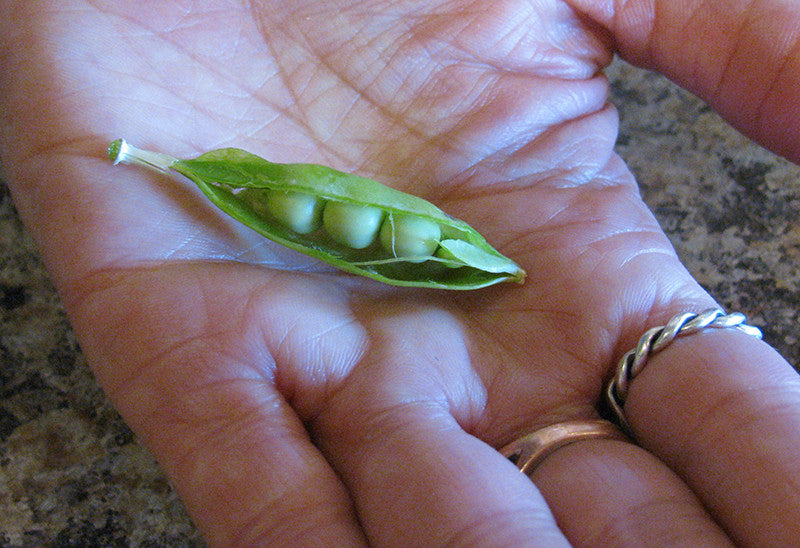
[108,138,177,174]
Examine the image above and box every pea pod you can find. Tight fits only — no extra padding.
[107,139,526,289]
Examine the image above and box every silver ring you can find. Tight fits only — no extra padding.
[604,308,762,436]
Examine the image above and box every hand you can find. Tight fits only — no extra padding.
[1,1,799,546]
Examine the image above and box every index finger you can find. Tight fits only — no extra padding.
[566,0,800,162]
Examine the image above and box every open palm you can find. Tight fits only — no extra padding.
[3,0,800,546]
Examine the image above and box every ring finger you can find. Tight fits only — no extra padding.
[623,327,800,546]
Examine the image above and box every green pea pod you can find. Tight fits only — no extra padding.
[108,139,526,289]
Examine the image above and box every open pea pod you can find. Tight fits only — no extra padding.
[108,139,526,289]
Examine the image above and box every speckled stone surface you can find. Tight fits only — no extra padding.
[1,57,799,545]
[0,170,204,543]
[609,60,800,361]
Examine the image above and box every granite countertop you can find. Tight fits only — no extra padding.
[1,57,799,546]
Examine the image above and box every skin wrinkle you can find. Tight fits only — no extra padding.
[271,314,367,413]
[437,152,584,205]
[249,4,334,131]
[105,327,275,414]
[253,1,604,187]
[560,209,659,250]
[12,140,100,172]
[161,233,216,262]
[228,495,362,548]
[751,27,800,141]
[410,6,512,75]
[117,308,304,450]
[665,383,800,474]
[449,72,544,145]
[238,107,284,145]
[162,378,287,454]
[66,265,282,398]
[113,16,246,116]
[174,386,290,458]
[252,283,371,416]
[440,506,567,547]
[168,404,347,547]
[701,4,740,102]
[485,195,658,261]
[492,13,539,61]
[311,304,484,430]
[614,241,675,270]
[249,8,384,168]
[592,496,729,547]
[103,10,289,155]
[436,0,603,77]
[710,0,762,105]
[4,13,261,165]
[628,0,659,64]
[482,215,699,377]
[465,309,599,441]
[436,106,619,201]
[450,229,680,371]
[310,40,448,160]
[401,366,485,437]
[661,400,798,543]
[316,397,457,463]
[438,88,510,169]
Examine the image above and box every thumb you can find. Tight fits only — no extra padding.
[568,0,800,162]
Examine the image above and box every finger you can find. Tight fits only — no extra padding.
[320,409,569,547]
[566,0,800,162]
[530,434,732,546]
[625,329,800,546]
[66,264,368,547]
[312,307,571,547]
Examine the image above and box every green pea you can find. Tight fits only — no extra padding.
[108,139,526,289]
[258,189,324,234]
[379,214,440,261]
[323,201,384,249]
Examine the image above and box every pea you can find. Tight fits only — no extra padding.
[258,189,324,234]
[379,214,440,261]
[108,139,526,289]
[323,201,384,249]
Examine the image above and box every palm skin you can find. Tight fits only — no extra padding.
[3,0,800,546]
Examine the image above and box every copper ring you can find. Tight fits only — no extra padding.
[500,419,627,475]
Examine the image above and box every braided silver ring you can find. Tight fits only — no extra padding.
[605,308,762,436]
